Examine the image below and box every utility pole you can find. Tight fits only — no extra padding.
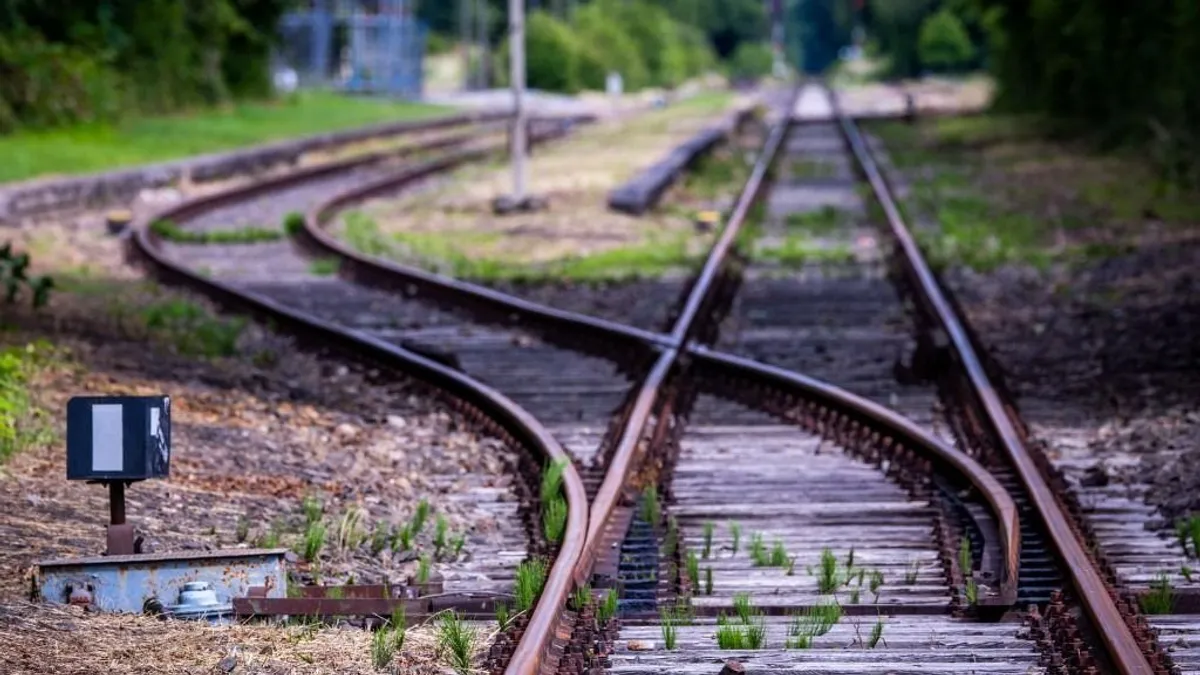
[509,0,527,203]
[460,0,472,89]
[474,0,489,88]
[493,0,543,213]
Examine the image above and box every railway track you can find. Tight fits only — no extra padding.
[122,81,1175,675]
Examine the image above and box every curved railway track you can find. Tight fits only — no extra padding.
[122,83,1170,675]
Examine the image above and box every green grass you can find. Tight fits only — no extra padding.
[1141,573,1175,614]
[140,298,244,357]
[0,340,55,464]
[785,205,848,234]
[756,236,854,267]
[308,258,341,276]
[514,558,549,613]
[150,219,283,244]
[0,91,453,183]
[342,211,703,282]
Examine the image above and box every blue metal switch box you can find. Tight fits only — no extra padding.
[66,396,171,481]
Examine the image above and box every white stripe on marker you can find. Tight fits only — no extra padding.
[91,404,124,472]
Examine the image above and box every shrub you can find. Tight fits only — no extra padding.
[918,8,974,72]
[729,42,775,82]
[0,33,124,131]
[574,4,650,91]
[522,11,582,94]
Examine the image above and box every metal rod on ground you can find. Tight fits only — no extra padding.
[509,0,528,203]
[109,482,126,525]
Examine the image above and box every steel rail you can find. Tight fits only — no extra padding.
[831,89,1155,675]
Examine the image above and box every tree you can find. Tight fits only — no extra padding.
[917,8,972,72]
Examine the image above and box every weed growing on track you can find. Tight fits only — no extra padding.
[495,601,511,629]
[411,500,431,536]
[302,495,323,525]
[1183,565,1195,583]
[905,559,921,585]
[0,340,55,464]
[598,588,619,623]
[308,258,340,276]
[543,496,567,544]
[433,514,448,555]
[749,532,766,565]
[816,548,840,594]
[416,553,432,584]
[703,521,714,558]
[540,458,569,502]
[371,622,397,670]
[789,599,842,645]
[150,218,284,244]
[785,205,845,234]
[392,523,414,553]
[1176,516,1200,558]
[571,583,592,612]
[451,533,466,558]
[686,550,700,587]
[716,600,767,650]
[769,540,789,567]
[730,522,741,556]
[514,558,548,613]
[660,610,678,650]
[337,507,366,552]
[371,521,391,555]
[437,611,476,674]
[869,569,885,603]
[733,593,752,624]
[868,614,886,648]
[960,538,978,605]
[235,516,250,543]
[283,212,305,236]
[1141,573,1175,614]
[663,517,678,558]
[302,520,326,561]
[641,485,661,527]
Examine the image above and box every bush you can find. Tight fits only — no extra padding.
[918,9,974,72]
[0,33,124,132]
[501,11,581,94]
[678,24,719,78]
[729,42,775,82]
[575,4,650,91]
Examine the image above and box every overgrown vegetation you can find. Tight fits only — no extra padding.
[151,219,283,245]
[1141,573,1174,615]
[140,298,245,357]
[514,558,549,614]
[1,244,53,308]
[0,340,55,464]
[0,0,295,132]
[715,595,767,650]
[343,211,701,283]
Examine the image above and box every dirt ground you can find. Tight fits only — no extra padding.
[0,601,490,675]
[1,217,515,672]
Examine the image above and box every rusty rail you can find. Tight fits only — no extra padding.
[830,89,1155,675]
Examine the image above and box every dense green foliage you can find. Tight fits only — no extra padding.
[729,42,775,82]
[917,8,973,72]
[497,2,721,94]
[0,0,291,132]
[422,0,763,89]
